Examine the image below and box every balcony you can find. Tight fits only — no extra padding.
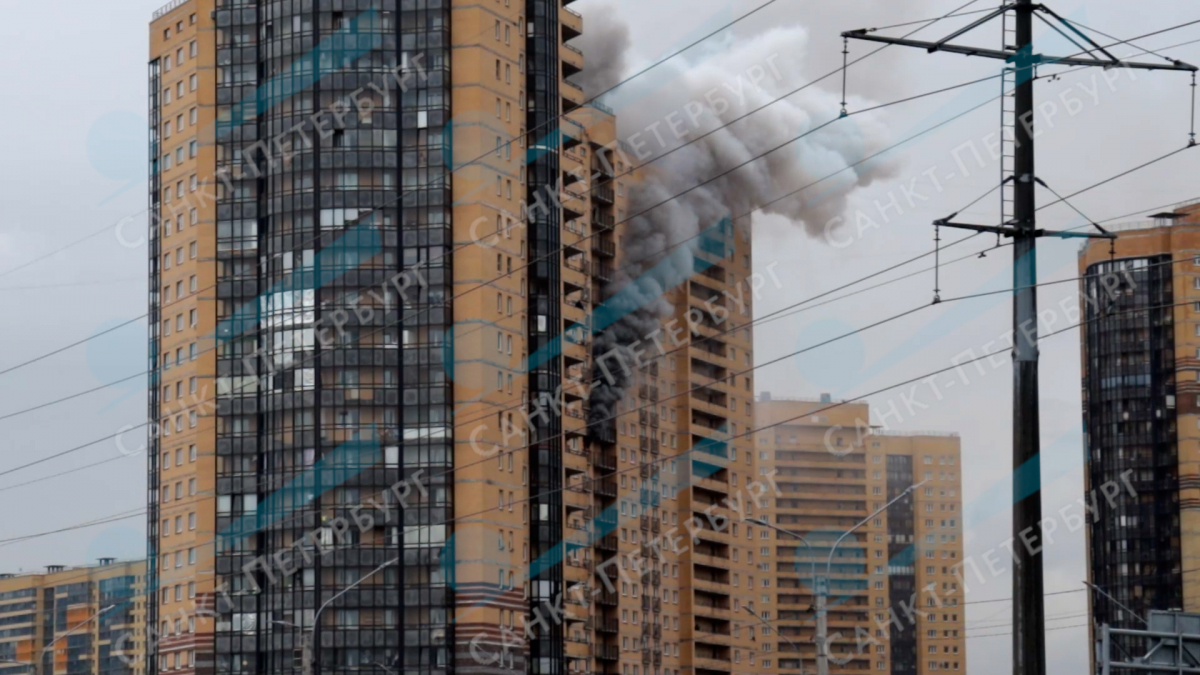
[591,237,615,258]
[694,603,732,621]
[592,157,615,178]
[562,187,586,219]
[692,656,732,673]
[690,552,730,570]
[562,147,585,185]
[596,534,618,552]
[597,618,619,634]
[692,577,730,596]
[592,261,614,282]
[595,477,617,497]
[561,43,583,78]
[562,79,586,112]
[593,183,615,204]
[593,211,615,231]
[597,645,619,661]
[561,5,583,40]
[594,451,616,471]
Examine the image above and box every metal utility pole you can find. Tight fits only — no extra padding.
[844,6,1194,675]
[762,483,926,675]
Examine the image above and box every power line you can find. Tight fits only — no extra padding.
[0,508,146,547]
[0,12,995,390]
[0,0,785,288]
[12,13,1197,483]
[0,64,1012,462]
[0,298,1176,610]
[0,315,145,377]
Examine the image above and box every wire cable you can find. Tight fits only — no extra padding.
[0,67,1011,455]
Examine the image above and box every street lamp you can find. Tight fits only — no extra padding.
[5,604,118,675]
[741,606,806,675]
[368,661,397,675]
[813,479,928,675]
[752,518,817,604]
[305,557,399,675]
[761,480,927,675]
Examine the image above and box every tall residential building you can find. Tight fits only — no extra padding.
[756,395,966,675]
[588,215,766,675]
[1078,201,1200,660]
[0,559,145,675]
[148,4,762,675]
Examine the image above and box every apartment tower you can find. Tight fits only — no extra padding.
[0,559,145,675]
[582,215,767,675]
[1079,201,1200,662]
[756,395,966,674]
[147,3,764,675]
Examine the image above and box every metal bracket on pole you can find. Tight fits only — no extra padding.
[843,6,1193,675]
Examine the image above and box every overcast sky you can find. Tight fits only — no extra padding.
[0,1,1198,672]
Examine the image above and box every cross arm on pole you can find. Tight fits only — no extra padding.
[934,219,1116,240]
[1033,4,1122,64]
[840,32,1198,71]
[927,4,1016,52]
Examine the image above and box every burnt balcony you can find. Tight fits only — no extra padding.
[592,261,614,282]
[593,182,615,204]
[593,211,615,231]
[594,450,616,470]
[591,237,616,258]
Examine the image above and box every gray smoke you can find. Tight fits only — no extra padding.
[570,0,632,99]
[586,20,899,428]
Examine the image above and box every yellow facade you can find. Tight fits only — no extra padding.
[1079,201,1200,668]
[757,397,966,674]
[0,560,146,675]
[146,2,777,675]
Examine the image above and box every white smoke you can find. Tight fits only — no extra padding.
[584,17,900,425]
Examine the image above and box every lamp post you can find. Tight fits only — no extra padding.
[8,604,118,675]
[762,479,922,675]
[308,557,399,675]
[368,661,397,675]
[741,606,805,675]
[752,518,817,605]
[813,480,927,674]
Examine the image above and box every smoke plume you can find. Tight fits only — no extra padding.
[583,15,899,427]
[571,0,632,98]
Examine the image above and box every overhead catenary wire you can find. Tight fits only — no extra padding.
[3,298,1191,612]
[0,0,794,292]
[1,124,1188,496]
[9,14,1200,502]
[9,8,1198,408]
[0,4,1001,389]
[0,63,1018,454]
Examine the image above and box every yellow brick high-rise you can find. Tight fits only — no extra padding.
[0,560,145,675]
[756,395,966,674]
[147,3,767,675]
